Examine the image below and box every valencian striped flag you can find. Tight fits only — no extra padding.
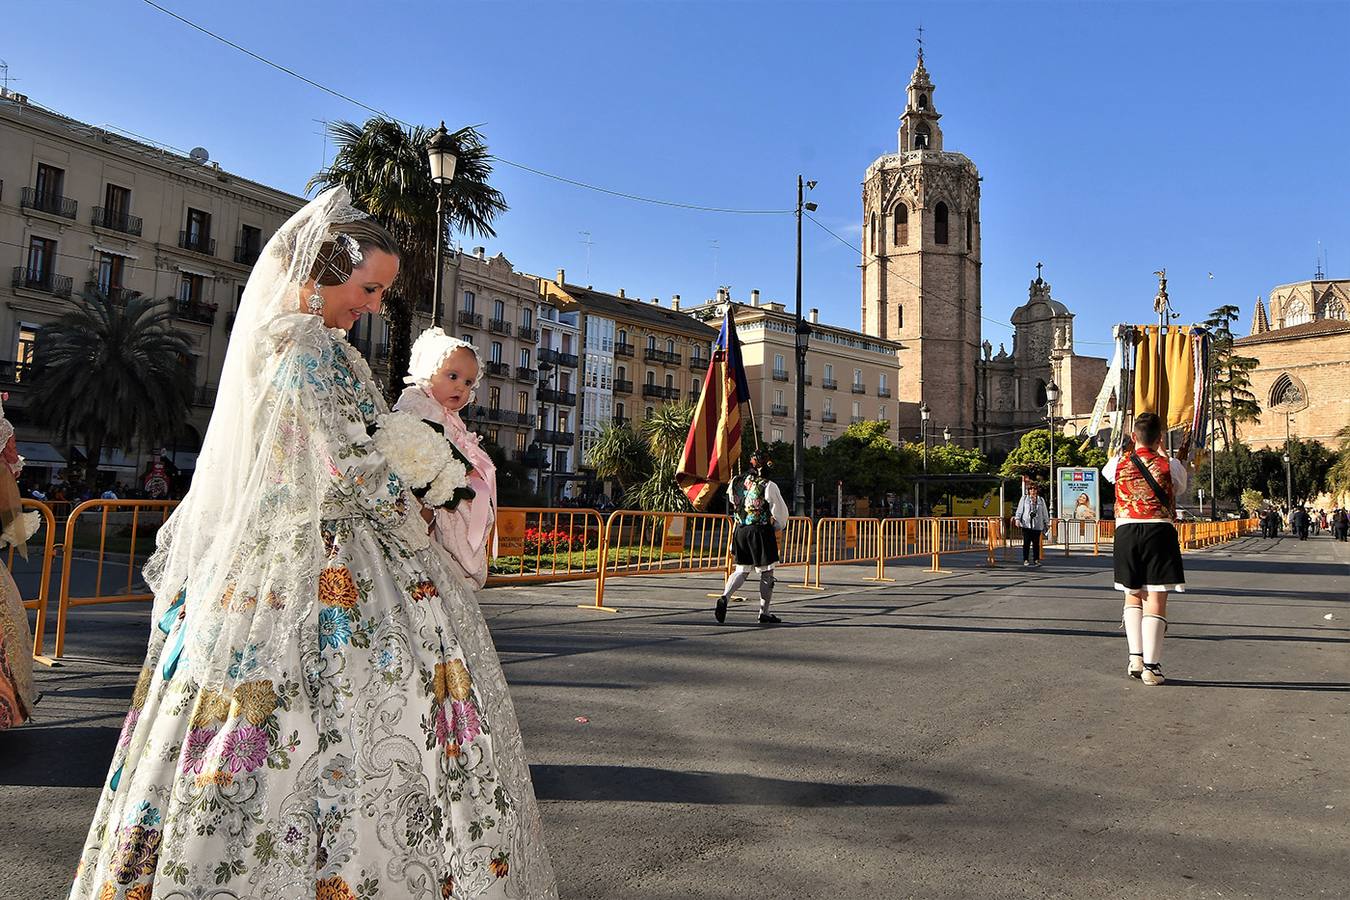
[677,308,752,509]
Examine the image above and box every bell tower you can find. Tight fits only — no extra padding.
[861,45,982,443]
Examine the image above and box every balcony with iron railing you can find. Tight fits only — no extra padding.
[0,360,33,384]
[644,347,682,366]
[851,383,867,394]
[516,366,537,383]
[822,411,837,423]
[771,404,789,417]
[488,318,512,335]
[822,378,838,390]
[517,325,539,342]
[614,379,634,395]
[458,310,483,328]
[233,244,261,265]
[539,347,579,368]
[11,267,72,298]
[772,369,790,382]
[851,415,866,424]
[689,355,708,371]
[178,231,215,256]
[537,387,578,406]
[615,341,635,357]
[537,430,576,446]
[21,187,77,219]
[877,386,892,398]
[85,281,136,305]
[173,298,218,325]
[642,384,680,400]
[485,360,512,378]
[92,206,142,236]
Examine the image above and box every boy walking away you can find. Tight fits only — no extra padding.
[715,452,790,625]
[1103,413,1189,686]
[1014,482,1050,568]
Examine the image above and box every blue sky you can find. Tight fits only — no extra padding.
[7,1,1348,354]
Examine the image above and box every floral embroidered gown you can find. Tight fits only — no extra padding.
[70,319,557,900]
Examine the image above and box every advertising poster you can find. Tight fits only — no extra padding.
[1058,467,1101,521]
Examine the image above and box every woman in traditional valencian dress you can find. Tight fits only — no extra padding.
[69,189,557,900]
[0,395,41,728]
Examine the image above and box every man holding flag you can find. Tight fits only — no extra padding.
[677,308,789,624]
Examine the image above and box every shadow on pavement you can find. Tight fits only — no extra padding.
[530,763,946,807]
[0,725,118,788]
[1165,679,1350,692]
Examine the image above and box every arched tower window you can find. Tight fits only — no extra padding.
[1285,298,1311,327]
[934,202,949,245]
[965,213,973,250]
[914,122,931,150]
[1269,373,1305,409]
[893,206,908,246]
[917,93,928,110]
[1319,297,1346,321]
[869,213,877,253]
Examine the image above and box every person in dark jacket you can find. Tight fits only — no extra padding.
[1292,506,1311,541]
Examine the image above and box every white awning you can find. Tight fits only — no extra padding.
[91,245,139,259]
[16,442,66,466]
[175,265,214,278]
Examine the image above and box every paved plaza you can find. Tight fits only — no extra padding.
[2,535,1346,899]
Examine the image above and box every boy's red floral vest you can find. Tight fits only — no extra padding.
[1115,447,1174,521]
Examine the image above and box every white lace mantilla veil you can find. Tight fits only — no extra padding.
[142,187,370,690]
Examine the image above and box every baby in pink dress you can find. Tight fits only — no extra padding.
[393,328,497,587]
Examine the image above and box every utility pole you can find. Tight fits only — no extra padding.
[794,175,817,516]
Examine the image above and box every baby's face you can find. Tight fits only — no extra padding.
[428,347,479,411]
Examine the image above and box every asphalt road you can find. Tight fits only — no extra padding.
[3,534,1346,899]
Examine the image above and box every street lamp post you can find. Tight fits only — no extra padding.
[794,175,818,517]
[1284,409,1293,511]
[1045,381,1061,521]
[539,360,556,504]
[920,402,931,473]
[426,122,458,326]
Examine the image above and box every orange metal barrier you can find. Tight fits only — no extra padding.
[876,516,999,579]
[485,507,606,586]
[806,517,881,589]
[1177,517,1258,550]
[52,499,178,659]
[6,500,58,664]
[585,510,736,612]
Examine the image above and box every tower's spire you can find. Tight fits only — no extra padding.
[917,23,925,65]
[1251,295,1270,335]
[899,39,942,153]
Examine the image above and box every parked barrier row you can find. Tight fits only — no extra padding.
[12,500,1262,661]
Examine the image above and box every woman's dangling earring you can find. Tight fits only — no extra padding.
[307,291,324,316]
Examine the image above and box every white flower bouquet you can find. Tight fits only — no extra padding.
[370,411,475,511]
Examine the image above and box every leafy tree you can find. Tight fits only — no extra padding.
[1195,443,1260,506]
[1253,438,1335,506]
[309,118,506,402]
[1206,304,1262,449]
[1328,425,1350,503]
[814,421,915,505]
[29,288,193,487]
[1239,488,1264,514]
[628,403,695,511]
[998,429,1107,484]
[586,421,652,500]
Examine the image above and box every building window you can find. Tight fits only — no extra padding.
[853,368,863,386]
[185,207,212,250]
[179,272,204,304]
[1269,373,1305,408]
[917,93,928,110]
[879,373,888,391]
[852,400,861,417]
[894,205,908,246]
[618,328,627,346]
[869,212,877,252]
[664,373,674,389]
[647,335,657,351]
[26,236,55,280]
[519,348,531,368]
[16,325,38,381]
[521,306,533,329]
[772,428,784,442]
[463,290,476,313]
[898,305,904,328]
[617,365,626,382]
[104,183,131,223]
[616,401,626,421]
[239,224,262,263]
[914,122,931,150]
[490,341,503,363]
[692,377,701,395]
[935,202,949,245]
[774,353,785,374]
[96,252,125,293]
[879,404,888,421]
[35,163,65,202]
[775,389,784,407]
[1284,298,1312,327]
[666,338,675,354]
[966,214,973,250]
[514,431,527,453]
[824,363,834,382]
[823,397,832,414]
[645,406,654,420]
[488,386,501,410]
[554,449,568,474]
[462,333,475,346]
[561,371,572,392]
[487,426,500,445]
[646,370,655,386]
[558,410,571,432]
[563,333,573,354]
[493,298,505,321]
[517,390,529,414]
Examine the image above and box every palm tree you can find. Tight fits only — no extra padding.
[28,288,193,485]
[585,421,652,502]
[308,118,507,403]
[630,403,695,512]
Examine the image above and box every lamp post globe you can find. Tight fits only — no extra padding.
[426,122,458,326]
